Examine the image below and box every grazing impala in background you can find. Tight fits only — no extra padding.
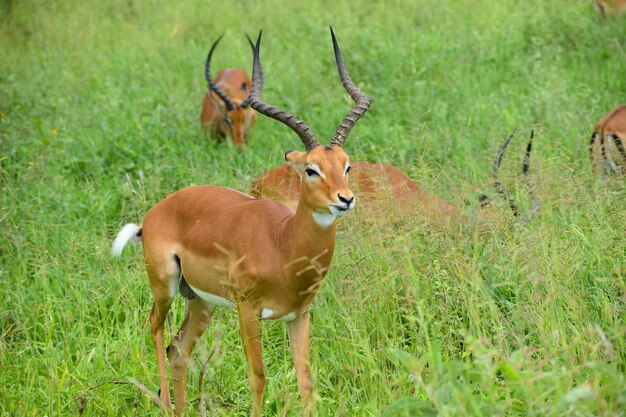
[201,34,257,151]
[593,0,626,17]
[589,105,626,176]
[252,131,539,226]
[113,28,370,416]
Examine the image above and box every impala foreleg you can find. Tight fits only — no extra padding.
[288,311,315,416]
[168,298,215,416]
[237,302,265,417]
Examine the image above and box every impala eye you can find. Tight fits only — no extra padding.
[224,117,233,126]
[345,165,351,175]
[305,168,319,178]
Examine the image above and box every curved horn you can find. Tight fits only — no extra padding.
[494,130,540,224]
[249,30,320,152]
[240,33,260,109]
[205,34,234,111]
[245,33,255,51]
[329,26,372,147]
[493,131,520,216]
[521,130,540,224]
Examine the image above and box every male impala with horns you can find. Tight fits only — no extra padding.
[200,35,257,150]
[113,28,370,416]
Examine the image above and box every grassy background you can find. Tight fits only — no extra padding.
[1,0,625,415]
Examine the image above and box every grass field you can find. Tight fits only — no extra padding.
[1,0,625,415]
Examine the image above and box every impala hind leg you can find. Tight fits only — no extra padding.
[146,256,180,412]
[590,133,601,176]
[288,312,315,416]
[168,298,215,416]
[238,303,265,417]
[149,293,175,412]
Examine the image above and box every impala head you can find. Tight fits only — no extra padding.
[221,103,251,150]
[285,145,354,216]
[249,28,371,224]
[205,34,255,150]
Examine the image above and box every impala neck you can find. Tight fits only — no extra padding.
[281,196,337,282]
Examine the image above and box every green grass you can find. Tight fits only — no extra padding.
[1,0,625,415]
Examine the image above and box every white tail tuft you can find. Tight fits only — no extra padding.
[112,223,142,257]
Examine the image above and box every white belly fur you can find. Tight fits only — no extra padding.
[188,284,236,308]
[186,286,296,321]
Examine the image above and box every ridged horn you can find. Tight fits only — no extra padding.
[493,131,520,217]
[248,30,321,152]
[329,26,371,147]
[493,130,540,224]
[205,34,234,111]
[240,33,259,109]
[521,130,540,224]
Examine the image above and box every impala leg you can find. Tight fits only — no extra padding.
[149,292,175,412]
[288,311,315,416]
[590,133,599,176]
[237,303,265,417]
[600,133,611,177]
[168,298,215,416]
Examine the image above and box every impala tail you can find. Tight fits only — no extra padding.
[112,223,142,257]
[491,130,540,224]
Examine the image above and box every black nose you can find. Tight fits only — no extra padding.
[338,194,354,205]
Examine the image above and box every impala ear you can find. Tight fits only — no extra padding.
[285,150,306,173]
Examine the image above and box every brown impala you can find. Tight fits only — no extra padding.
[112,28,370,416]
[590,105,626,176]
[252,131,540,226]
[252,160,467,225]
[200,34,257,151]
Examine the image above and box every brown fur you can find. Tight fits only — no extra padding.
[130,145,353,416]
[200,68,257,150]
[251,161,467,226]
[590,105,626,174]
[593,0,626,17]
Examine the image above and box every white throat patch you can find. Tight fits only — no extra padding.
[312,211,336,228]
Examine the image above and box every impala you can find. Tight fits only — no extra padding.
[590,105,626,175]
[252,161,466,225]
[112,28,370,416]
[252,132,539,226]
[593,0,626,17]
[200,34,257,151]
